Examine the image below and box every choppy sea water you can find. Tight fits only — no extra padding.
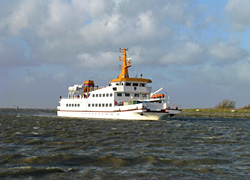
[0,109,249,180]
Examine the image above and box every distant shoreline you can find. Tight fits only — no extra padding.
[0,108,57,113]
[0,108,56,110]
[176,109,250,119]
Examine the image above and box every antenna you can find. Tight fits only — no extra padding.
[118,48,131,79]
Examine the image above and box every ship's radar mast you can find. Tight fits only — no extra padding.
[118,48,131,79]
[110,48,152,83]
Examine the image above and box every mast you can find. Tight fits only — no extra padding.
[110,48,152,83]
[118,48,131,79]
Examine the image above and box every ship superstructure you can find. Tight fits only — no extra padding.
[57,48,181,120]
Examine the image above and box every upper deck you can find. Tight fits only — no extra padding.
[66,48,153,98]
[110,81,151,94]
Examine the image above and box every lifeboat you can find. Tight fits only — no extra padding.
[151,94,165,99]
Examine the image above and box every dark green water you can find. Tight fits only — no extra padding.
[1,109,249,179]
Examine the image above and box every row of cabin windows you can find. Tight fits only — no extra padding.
[92,93,113,98]
[117,93,131,97]
[115,82,145,87]
[88,103,112,107]
[66,104,80,107]
[116,93,147,98]
[126,83,145,87]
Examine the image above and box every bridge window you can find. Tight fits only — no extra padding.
[125,93,130,97]
[140,83,145,87]
[133,83,138,86]
[117,93,122,97]
[134,94,139,97]
[125,83,131,86]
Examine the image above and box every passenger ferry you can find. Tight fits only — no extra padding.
[57,48,181,120]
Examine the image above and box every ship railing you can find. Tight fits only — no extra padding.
[60,96,83,99]
[88,86,100,91]
[115,101,142,106]
[167,104,181,110]
[84,85,110,92]
[59,97,69,100]
[60,85,110,100]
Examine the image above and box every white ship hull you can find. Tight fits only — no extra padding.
[57,109,180,120]
[57,97,181,120]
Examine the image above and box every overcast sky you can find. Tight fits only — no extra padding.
[1,0,250,109]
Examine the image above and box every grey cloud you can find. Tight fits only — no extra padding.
[226,0,250,31]
[159,41,204,65]
[0,0,196,70]
[2,0,250,108]
[208,40,249,64]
